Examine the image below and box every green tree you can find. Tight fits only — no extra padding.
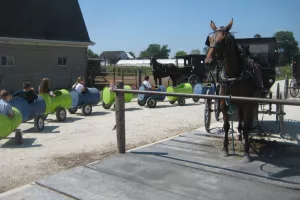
[254,34,261,38]
[87,48,99,58]
[128,51,136,58]
[274,31,299,65]
[139,44,171,59]
[175,50,187,57]
[203,46,209,54]
[190,49,201,54]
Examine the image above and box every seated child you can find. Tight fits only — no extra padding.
[12,82,38,103]
[38,78,56,97]
[0,90,14,118]
[72,76,88,94]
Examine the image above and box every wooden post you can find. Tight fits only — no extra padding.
[137,67,142,88]
[115,81,125,153]
[121,67,124,82]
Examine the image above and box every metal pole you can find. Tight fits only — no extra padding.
[112,89,300,106]
[115,81,126,153]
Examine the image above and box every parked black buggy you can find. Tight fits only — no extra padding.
[204,37,285,133]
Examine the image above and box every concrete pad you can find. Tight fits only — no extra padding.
[0,183,73,200]
[87,153,300,200]
[129,131,300,190]
[36,166,194,200]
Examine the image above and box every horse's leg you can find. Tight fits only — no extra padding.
[220,99,230,157]
[154,76,158,86]
[237,108,243,141]
[242,106,252,163]
[159,78,162,86]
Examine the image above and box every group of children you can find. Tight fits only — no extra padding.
[0,76,88,119]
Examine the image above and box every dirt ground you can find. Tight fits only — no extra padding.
[0,98,209,193]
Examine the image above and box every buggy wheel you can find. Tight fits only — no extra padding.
[102,101,112,109]
[276,83,280,122]
[188,74,200,86]
[284,76,289,99]
[204,90,212,132]
[214,99,220,121]
[56,108,67,122]
[138,99,146,106]
[278,93,285,134]
[82,104,92,116]
[34,116,44,132]
[192,97,200,102]
[146,97,157,108]
[289,78,299,98]
[68,107,78,114]
[178,97,186,106]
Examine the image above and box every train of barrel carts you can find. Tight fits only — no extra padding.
[0,74,210,144]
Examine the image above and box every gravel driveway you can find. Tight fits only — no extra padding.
[0,98,209,193]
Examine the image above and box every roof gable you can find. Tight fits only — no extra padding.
[100,51,126,59]
[0,0,92,43]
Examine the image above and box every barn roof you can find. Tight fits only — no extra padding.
[100,51,125,59]
[0,0,93,44]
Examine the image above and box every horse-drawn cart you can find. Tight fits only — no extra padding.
[204,36,285,134]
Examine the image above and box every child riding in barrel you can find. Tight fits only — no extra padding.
[0,90,14,118]
[143,75,156,90]
[38,78,56,97]
[12,82,38,103]
[72,76,88,94]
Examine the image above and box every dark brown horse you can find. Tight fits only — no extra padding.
[205,19,260,163]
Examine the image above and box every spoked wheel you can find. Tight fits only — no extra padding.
[276,83,280,123]
[289,78,299,98]
[82,104,92,116]
[137,99,146,106]
[278,92,285,134]
[214,99,220,121]
[178,97,186,106]
[284,76,289,99]
[68,107,78,114]
[146,97,157,108]
[56,107,67,122]
[204,90,212,132]
[34,116,44,132]
[102,101,112,109]
[188,74,200,86]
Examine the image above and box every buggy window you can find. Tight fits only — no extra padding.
[248,44,269,54]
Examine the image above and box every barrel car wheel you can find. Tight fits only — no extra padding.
[56,107,67,122]
[138,99,146,106]
[82,104,92,116]
[169,100,176,105]
[102,101,112,109]
[68,107,78,114]
[34,116,45,132]
[146,97,157,108]
[193,97,200,103]
[178,97,186,106]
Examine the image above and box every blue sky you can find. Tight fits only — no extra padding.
[78,0,299,57]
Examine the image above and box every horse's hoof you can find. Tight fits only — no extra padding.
[221,151,229,157]
[242,155,251,163]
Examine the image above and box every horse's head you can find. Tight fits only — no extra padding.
[204,18,234,69]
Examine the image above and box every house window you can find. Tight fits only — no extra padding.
[1,56,14,66]
[58,57,67,66]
